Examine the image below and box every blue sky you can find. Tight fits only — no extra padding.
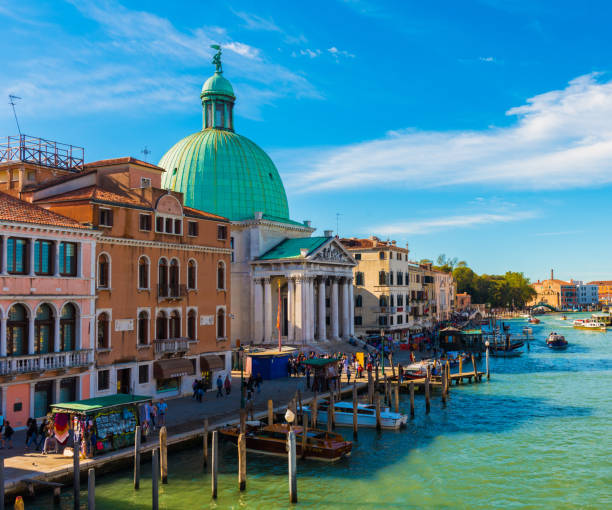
[1,0,611,282]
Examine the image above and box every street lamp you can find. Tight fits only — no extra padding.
[238,346,245,409]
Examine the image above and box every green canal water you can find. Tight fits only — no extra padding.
[31,314,612,509]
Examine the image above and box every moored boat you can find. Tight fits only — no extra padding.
[491,350,523,358]
[304,400,408,430]
[219,423,352,462]
[546,333,568,350]
[573,319,606,331]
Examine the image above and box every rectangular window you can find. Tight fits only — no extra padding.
[139,214,152,231]
[356,272,364,286]
[99,208,113,227]
[139,365,149,384]
[7,237,28,274]
[389,272,394,285]
[378,316,388,326]
[165,217,173,233]
[217,225,227,240]
[354,315,363,326]
[34,240,54,275]
[140,177,151,188]
[97,370,110,391]
[379,252,385,260]
[397,315,403,324]
[188,221,198,237]
[230,237,235,263]
[156,216,164,232]
[174,219,182,235]
[59,242,77,276]
[354,253,361,260]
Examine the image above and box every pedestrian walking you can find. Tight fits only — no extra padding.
[346,365,351,384]
[25,418,38,450]
[224,374,232,395]
[157,399,167,427]
[216,375,224,398]
[1,420,14,449]
[36,418,48,450]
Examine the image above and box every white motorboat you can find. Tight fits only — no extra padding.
[303,400,408,430]
[573,319,606,331]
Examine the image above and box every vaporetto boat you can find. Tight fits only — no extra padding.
[573,319,607,331]
[303,400,408,430]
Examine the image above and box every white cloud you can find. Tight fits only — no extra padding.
[479,56,495,62]
[370,210,537,236]
[300,48,321,58]
[286,73,612,192]
[233,11,282,33]
[328,47,356,60]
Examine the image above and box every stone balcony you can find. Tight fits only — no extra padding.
[154,338,193,357]
[0,349,93,377]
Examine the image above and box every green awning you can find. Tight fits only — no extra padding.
[461,329,482,335]
[51,394,151,414]
[300,358,341,367]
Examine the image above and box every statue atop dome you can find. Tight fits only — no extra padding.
[211,44,223,73]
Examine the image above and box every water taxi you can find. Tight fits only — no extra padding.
[528,316,540,324]
[219,422,352,462]
[573,319,606,331]
[546,333,568,350]
[303,400,408,430]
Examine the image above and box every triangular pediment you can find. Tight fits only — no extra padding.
[309,238,356,265]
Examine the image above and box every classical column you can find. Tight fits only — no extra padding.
[54,315,61,352]
[294,277,304,342]
[317,279,327,341]
[28,315,35,354]
[330,278,339,340]
[29,382,35,417]
[287,278,295,342]
[348,278,355,337]
[263,277,272,342]
[0,317,6,356]
[302,277,309,343]
[253,278,264,343]
[341,278,350,339]
[305,278,314,343]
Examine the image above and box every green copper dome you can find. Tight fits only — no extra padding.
[202,72,234,98]
[159,129,289,222]
[159,50,290,222]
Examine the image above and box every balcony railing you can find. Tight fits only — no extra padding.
[157,284,188,300]
[154,338,191,356]
[0,349,93,376]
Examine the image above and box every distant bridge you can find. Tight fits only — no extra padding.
[528,302,559,312]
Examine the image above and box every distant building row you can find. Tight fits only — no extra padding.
[529,270,604,310]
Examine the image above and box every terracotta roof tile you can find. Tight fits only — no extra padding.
[85,157,164,171]
[36,185,151,209]
[183,206,228,222]
[0,191,88,230]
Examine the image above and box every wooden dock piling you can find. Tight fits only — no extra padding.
[152,449,159,510]
[441,365,447,406]
[328,392,335,431]
[73,436,80,510]
[375,393,381,431]
[425,375,431,414]
[0,458,5,510]
[486,344,490,380]
[203,419,209,469]
[88,468,95,510]
[268,399,274,425]
[312,394,318,426]
[211,431,218,499]
[133,425,141,489]
[301,413,308,458]
[471,355,478,382]
[367,370,374,404]
[159,426,168,484]
[288,430,297,504]
[394,383,399,414]
[238,433,246,491]
[240,409,247,434]
[352,383,358,439]
[409,382,415,418]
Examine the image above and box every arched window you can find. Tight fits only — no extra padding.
[169,259,179,295]
[98,254,110,288]
[137,311,149,346]
[60,303,76,352]
[156,311,168,340]
[217,261,225,290]
[379,295,388,307]
[355,295,363,308]
[97,312,110,349]
[7,304,28,356]
[187,260,196,290]
[158,259,168,296]
[216,308,225,339]
[169,310,180,338]
[35,304,54,354]
[138,257,149,289]
[187,309,197,340]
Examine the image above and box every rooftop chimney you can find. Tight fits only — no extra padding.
[300,248,308,257]
[303,220,312,228]
[551,269,554,280]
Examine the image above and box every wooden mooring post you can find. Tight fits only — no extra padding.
[446,361,451,395]
[0,458,4,510]
[88,468,95,510]
[152,449,159,510]
[133,425,141,489]
[425,374,431,414]
[211,431,218,499]
[268,399,274,425]
[394,383,399,414]
[73,435,80,510]
[238,433,246,491]
[471,354,479,382]
[367,370,374,404]
[203,419,209,469]
[486,342,490,380]
[301,413,309,458]
[409,381,415,418]
[312,394,318,426]
[288,429,298,504]
[352,383,358,439]
[160,426,168,484]
[441,365,447,406]
[375,392,381,431]
[328,392,335,431]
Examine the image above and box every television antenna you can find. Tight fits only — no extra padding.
[8,95,22,136]
[141,146,151,162]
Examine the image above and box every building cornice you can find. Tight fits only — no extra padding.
[0,221,98,238]
[231,218,314,233]
[99,236,231,254]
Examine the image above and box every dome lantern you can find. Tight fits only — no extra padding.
[201,46,235,131]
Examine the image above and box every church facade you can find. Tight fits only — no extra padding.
[159,50,356,347]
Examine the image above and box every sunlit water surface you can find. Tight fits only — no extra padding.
[28,314,612,509]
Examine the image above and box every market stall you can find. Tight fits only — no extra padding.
[50,394,151,456]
